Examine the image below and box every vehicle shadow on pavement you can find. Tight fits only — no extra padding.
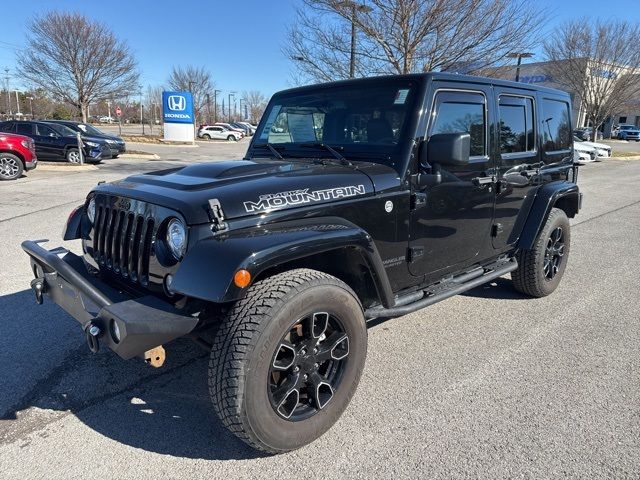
[0,289,265,460]
[461,277,529,300]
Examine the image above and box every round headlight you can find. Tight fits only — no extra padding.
[87,197,96,223]
[166,218,187,260]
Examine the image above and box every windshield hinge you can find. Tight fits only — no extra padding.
[207,199,228,233]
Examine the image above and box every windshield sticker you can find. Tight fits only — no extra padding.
[287,113,316,142]
[260,105,281,139]
[394,89,409,105]
[244,185,366,213]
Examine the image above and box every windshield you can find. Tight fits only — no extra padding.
[253,79,421,167]
[76,123,106,136]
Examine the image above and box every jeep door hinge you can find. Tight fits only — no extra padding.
[208,199,228,233]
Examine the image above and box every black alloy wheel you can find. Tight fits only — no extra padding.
[268,312,349,420]
[544,227,565,280]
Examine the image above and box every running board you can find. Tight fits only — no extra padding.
[364,258,518,320]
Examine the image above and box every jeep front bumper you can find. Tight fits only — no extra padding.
[21,240,199,360]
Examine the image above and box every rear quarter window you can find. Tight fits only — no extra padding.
[541,98,571,152]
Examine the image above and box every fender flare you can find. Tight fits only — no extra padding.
[517,181,580,250]
[63,204,84,240]
[170,217,395,307]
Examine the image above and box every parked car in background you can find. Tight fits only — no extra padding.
[574,127,603,141]
[575,137,611,159]
[614,124,640,141]
[214,122,245,136]
[45,120,126,158]
[237,121,257,134]
[0,121,111,163]
[0,133,37,180]
[573,138,598,163]
[98,116,116,124]
[197,125,243,141]
[229,122,252,136]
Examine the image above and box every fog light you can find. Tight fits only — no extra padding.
[110,319,121,343]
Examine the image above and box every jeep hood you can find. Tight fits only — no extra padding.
[93,159,398,224]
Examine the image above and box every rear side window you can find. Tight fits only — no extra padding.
[541,99,571,151]
[16,123,34,136]
[499,96,535,154]
[0,122,15,133]
[430,91,486,157]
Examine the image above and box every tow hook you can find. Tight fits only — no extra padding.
[84,323,101,353]
[30,277,45,305]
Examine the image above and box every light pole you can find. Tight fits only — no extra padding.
[27,96,34,118]
[15,91,21,116]
[506,52,534,82]
[336,0,372,78]
[239,98,245,120]
[228,92,235,122]
[213,89,221,123]
[106,99,111,120]
[4,68,11,116]
[139,86,145,135]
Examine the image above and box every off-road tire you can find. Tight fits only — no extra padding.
[208,268,367,454]
[512,207,570,297]
[0,153,24,180]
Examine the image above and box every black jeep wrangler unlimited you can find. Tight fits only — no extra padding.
[23,73,581,453]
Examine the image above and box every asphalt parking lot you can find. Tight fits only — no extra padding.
[0,150,639,479]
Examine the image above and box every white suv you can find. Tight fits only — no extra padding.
[198,125,242,141]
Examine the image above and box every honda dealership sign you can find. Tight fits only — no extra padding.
[162,91,194,142]
[162,91,194,124]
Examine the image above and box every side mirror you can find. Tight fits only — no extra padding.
[424,133,471,166]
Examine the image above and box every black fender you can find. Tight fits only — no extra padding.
[517,181,581,250]
[170,217,395,307]
[63,204,84,240]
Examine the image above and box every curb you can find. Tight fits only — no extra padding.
[610,155,640,160]
[118,153,161,160]
[36,163,99,172]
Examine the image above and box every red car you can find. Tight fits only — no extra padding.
[0,133,37,180]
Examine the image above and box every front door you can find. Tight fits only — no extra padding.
[409,84,496,278]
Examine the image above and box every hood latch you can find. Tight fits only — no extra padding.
[208,199,228,234]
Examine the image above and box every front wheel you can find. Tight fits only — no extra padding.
[0,153,24,180]
[208,269,367,454]
[512,207,570,297]
[227,135,236,142]
[66,148,81,163]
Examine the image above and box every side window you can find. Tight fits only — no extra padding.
[430,91,486,157]
[36,124,56,137]
[0,122,15,133]
[16,123,34,136]
[541,99,571,151]
[498,96,535,154]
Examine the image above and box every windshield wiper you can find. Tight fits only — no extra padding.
[253,143,284,160]
[298,142,352,166]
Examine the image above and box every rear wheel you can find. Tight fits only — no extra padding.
[203,134,211,140]
[0,153,23,180]
[208,268,367,453]
[512,207,570,297]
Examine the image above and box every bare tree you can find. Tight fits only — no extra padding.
[543,19,640,141]
[242,91,268,124]
[286,0,546,83]
[17,11,139,122]
[167,65,214,124]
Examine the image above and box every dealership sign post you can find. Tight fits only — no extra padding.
[162,91,195,142]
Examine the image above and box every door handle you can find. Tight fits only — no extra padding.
[471,175,495,187]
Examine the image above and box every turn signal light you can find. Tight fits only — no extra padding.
[234,269,252,288]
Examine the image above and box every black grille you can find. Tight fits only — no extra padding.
[92,203,155,285]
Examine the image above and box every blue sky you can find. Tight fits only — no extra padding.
[0,0,637,98]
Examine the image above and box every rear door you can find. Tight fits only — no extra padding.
[491,87,541,250]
